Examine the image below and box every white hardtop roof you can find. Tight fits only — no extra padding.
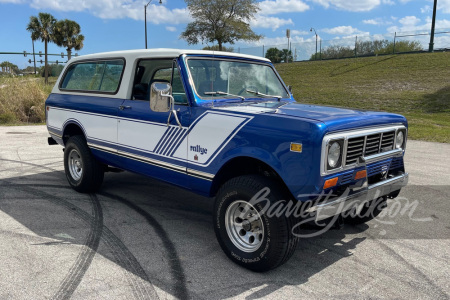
[69,48,271,63]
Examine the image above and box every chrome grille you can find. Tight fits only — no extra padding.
[345,130,396,166]
[364,133,381,156]
[345,137,365,165]
[380,131,395,152]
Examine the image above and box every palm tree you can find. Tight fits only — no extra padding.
[54,19,84,61]
[27,12,56,84]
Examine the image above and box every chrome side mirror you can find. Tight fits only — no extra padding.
[287,85,293,93]
[150,82,172,113]
[149,81,182,128]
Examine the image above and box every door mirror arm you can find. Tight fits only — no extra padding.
[150,82,182,128]
[163,93,182,128]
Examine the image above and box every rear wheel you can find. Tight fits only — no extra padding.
[213,175,298,272]
[64,135,104,193]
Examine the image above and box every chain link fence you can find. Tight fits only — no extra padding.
[234,28,450,62]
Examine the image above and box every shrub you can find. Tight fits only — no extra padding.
[0,78,47,124]
[0,112,16,124]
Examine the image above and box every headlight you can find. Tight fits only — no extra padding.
[328,142,341,168]
[395,131,404,149]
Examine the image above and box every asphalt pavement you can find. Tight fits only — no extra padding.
[0,125,449,299]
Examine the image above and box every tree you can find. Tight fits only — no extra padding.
[310,39,424,60]
[380,40,423,54]
[0,61,19,74]
[27,12,56,84]
[54,19,84,61]
[181,0,262,51]
[202,45,234,52]
[265,47,282,63]
[280,49,293,63]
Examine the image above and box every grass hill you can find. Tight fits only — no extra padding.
[276,52,450,143]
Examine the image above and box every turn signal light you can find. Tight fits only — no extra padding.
[290,143,302,153]
[354,170,367,180]
[323,177,338,190]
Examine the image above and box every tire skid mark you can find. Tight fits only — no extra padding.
[52,194,103,300]
[99,191,189,300]
[1,181,158,300]
[364,235,450,299]
[0,183,71,189]
[0,161,62,173]
[0,158,63,175]
[307,238,440,293]
[311,236,449,299]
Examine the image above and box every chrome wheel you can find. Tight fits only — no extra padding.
[68,149,83,181]
[225,200,264,253]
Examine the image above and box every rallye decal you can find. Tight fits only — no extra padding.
[172,112,252,166]
[47,107,253,168]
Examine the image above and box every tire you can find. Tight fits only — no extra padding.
[64,135,104,193]
[343,196,387,225]
[213,175,299,272]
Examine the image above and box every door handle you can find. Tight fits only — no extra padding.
[119,105,131,110]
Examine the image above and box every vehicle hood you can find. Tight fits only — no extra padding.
[271,102,407,132]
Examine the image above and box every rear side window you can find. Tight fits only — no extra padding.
[60,59,124,93]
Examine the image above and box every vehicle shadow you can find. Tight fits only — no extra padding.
[418,85,450,113]
[0,170,368,299]
[329,55,395,77]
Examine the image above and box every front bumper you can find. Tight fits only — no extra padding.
[307,172,409,221]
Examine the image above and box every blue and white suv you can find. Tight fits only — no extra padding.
[46,49,408,271]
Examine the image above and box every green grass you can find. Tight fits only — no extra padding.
[276,52,450,143]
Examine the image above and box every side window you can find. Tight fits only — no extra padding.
[60,59,124,93]
[152,68,171,83]
[132,59,188,105]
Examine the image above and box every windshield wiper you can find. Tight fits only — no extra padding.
[204,91,245,101]
[246,90,281,101]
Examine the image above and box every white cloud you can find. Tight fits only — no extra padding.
[399,16,421,26]
[363,17,393,26]
[309,0,381,12]
[421,5,432,14]
[438,0,450,13]
[388,16,450,34]
[381,0,394,5]
[166,26,176,32]
[291,29,309,35]
[252,35,307,46]
[363,19,380,25]
[251,16,293,31]
[322,25,364,35]
[258,0,309,15]
[11,0,191,24]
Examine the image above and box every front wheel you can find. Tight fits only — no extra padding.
[213,175,298,272]
[64,135,104,193]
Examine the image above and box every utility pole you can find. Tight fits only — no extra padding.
[286,29,290,63]
[310,28,318,60]
[145,0,163,49]
[429,0,438,52]
[32,39,36,74]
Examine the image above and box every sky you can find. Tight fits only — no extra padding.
[1,0,450,67]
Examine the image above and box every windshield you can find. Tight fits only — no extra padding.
[186,58,290,101]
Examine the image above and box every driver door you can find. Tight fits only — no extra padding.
[116,58,191,187]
